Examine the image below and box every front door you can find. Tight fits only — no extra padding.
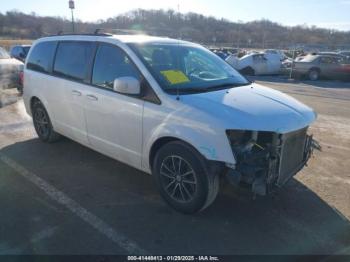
[83,43,144,169]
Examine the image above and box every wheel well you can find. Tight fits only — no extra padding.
[149,137,226,179]
[149,137,181,170]
[240,66,255,75]
[30,96,41,112]
[309,67,320,73]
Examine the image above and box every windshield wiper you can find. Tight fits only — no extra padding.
[205,82,251,90]
[168,83,251,94]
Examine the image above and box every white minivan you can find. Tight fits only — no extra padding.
[23,33,316,213]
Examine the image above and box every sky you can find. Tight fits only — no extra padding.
[1,0,350,31]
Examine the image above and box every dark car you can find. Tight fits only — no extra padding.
[10,45,31,62]
[292,54,350,81]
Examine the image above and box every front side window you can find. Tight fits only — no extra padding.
[129,43,249,94]
[10,47,19,57]
[53,41,95,82]
[92,44,140,89]
[26,41,57,73]
[320,57,335,64]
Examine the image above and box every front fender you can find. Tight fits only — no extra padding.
[143,122,236,172]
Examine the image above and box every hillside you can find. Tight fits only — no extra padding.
[1,9,350,49]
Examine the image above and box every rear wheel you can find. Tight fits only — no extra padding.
[32,100,61,143]
[308,69,320,81]
[153,141,219,214]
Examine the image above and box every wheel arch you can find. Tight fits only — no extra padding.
[147,132,234,172]
[240,66,255,76]
[30,96,41,112]
[149,136,194,171]
[28,95,55,126]
[309,67,321,73]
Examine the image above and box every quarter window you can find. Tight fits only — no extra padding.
[92,44,140,89]
[27,41,57,73]
[53,41,95,82]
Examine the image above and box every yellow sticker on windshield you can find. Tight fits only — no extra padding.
[160,70,190,85]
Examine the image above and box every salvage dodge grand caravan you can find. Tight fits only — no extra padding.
[23,34,316,213]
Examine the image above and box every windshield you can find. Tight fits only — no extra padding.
[0,47,11,59]
[129,43,249,94]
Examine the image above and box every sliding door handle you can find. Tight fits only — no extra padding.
[86,94,98,101]
[72,90,82,96]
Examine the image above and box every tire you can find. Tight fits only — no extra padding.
[308,69,320,81]
[152,141,220,214]
[32,100,61,143]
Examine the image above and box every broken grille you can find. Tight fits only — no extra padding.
[277,127,308,186]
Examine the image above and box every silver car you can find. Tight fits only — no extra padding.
[292,54,350,81]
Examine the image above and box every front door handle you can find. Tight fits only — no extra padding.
[86,94,98,101]
[72,90,82,96]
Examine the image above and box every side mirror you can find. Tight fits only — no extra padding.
[113,77,140,95]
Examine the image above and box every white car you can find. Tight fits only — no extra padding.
[226,52,282,75]
[265,49,288,61]
[0,47,24,89]
[23,34,316,213]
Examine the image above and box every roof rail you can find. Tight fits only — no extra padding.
[47,30,113,37]
[94,28,113,35]
[97,28,150,35]
[48,28,156,38]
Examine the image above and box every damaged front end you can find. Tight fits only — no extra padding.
[225,128,315,195]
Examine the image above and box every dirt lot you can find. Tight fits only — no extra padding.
[0,39,32,51]
[0,77,349,255]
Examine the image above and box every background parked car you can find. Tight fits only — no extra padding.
[338,51,350,59]
[226,52,281,75]
[0,47,24,89]
[265,49,288,61]
[315,52,346,59]
[10,45,31,62]
[292,54,350,81]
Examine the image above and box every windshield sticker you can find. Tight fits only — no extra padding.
[160,70,190,85]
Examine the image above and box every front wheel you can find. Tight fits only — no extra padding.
[308,69,320,81]
[153,141,219,214]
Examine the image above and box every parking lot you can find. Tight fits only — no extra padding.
[0,77,350,255]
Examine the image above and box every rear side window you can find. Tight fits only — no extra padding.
[92,44,140,89]
[27,41,57,73]
[53,41,95,82]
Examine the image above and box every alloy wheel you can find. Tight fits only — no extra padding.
[159,155,197,203]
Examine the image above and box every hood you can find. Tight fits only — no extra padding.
[180,83,317,134]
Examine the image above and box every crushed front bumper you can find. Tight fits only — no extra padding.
[226,129,315,196]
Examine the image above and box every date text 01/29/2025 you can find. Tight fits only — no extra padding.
[127,256,219,261]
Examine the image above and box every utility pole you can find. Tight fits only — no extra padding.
[69,0,75,33]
